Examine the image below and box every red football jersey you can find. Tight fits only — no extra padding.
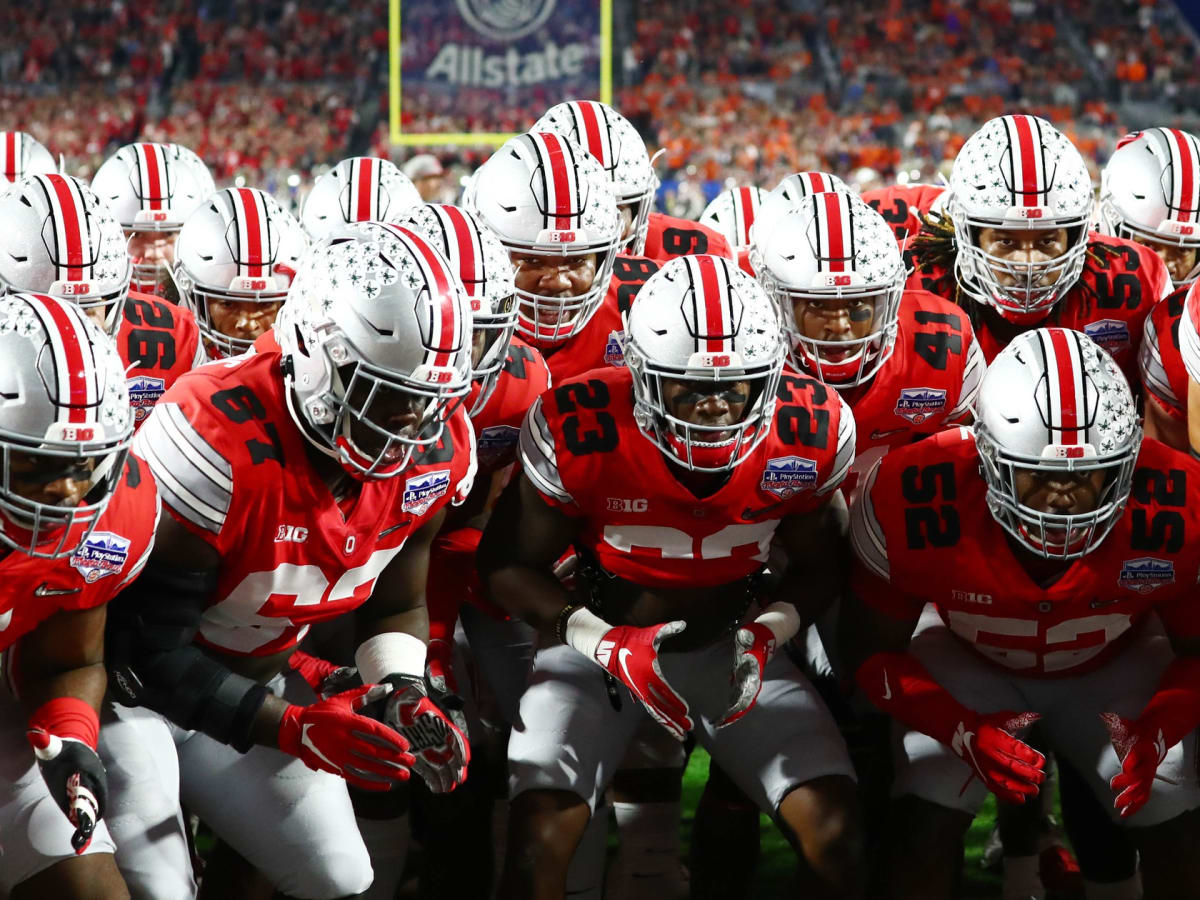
[839,289,982,453]
[522,366,855,588]
[851,429,1200,677]
[471,336,552,474]
[543,254,662,385]
[642,212,733,263]
[1139,287,1189,421]
[0,456,159,657]
[907,233,1169,383]
[118,291,205,426]
[861,183,947,246]
[133,348,477,657]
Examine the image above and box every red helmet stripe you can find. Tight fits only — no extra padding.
[695,255,729,352]
[443,206,478,298]
[1167,129,1198,220]
[822,191,847,272]
[737,187,755,244]
[1047,328,1080,444]
[355,157,375,222]
[235,188,265,276]
[139,143,164,210]
[1010,115,1042,208]
[393,225,460,368]
[46,175,86,281]
[539,132,574,230]
[575,101,608,167]
[40,295,91,424]
[3,132,16,183]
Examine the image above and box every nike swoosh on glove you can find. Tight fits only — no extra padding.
[596,621,692,740]
[277,684,415,791]
[1101,713,1174,818]
[373,674,470,794]
[27,729,106,854]
[951,711,1045,806]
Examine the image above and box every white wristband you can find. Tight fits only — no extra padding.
[355,633,427,685]
[563,607,612,662]
[754,601,803,647]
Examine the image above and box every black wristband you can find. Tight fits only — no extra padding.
[555,604,579,645]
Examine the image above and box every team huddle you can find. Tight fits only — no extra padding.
[0,103,1199,900]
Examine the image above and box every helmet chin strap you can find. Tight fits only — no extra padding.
[284,383,341,462]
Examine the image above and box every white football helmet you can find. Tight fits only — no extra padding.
[0,293,133,558]
[469,131,621,347]
[275,226,472,479]
[1099,127,1200,287]
[174,187,308,358]
[0,174,131,336]
[754,192,906,386]
[948,115,1093,319]
[384,204,517,416]
[301,157,422,241]
[700,185,768,249]
[0,132,57,183]
[975,327,1140,560]
[92,142,215,294]
[532,101,658,256]
[624,254,785,472]
[749,171,852,250]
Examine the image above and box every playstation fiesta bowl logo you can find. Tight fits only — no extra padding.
[455,0,557,41]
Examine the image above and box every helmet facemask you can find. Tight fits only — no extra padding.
[467,292,518,416]
[126,227,181,296]
[509,245,616,346]
[177,263,291,358]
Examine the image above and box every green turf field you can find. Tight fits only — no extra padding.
[680,748,1006,898]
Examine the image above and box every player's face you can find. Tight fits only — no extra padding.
[977,227,1069,288]
[1013,466,1107,548]
[618,204,635,243]
[207,298,284,342]
[126,230,177,296]
[1132,235,1197,284]
[8,452,95,509]
[344,377,427,464]
[794,295,877,355]
[661,377,750,441]
[510,252,597,319]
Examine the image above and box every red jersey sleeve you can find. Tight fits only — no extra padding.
[1140,289,1189,420]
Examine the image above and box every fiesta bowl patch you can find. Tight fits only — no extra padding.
[128,375,166,420]
[894,387,947,424]
[477,425,520,468]
[1118,557,1175,594]
[604,330,627,367]
[1084,319,1131,352]
[403,469,451,515]
[761,456,818,498]
[70,531,131,583]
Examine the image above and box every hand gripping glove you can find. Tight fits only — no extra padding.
[26,698,107,854]
[425,637,468,737]
[1101,655,1200,818]
[372,674,470,794]
[287,649,360,699]
[562,606,693,740]
[277,684,415,791]
[856,651,1046,805]
[718,601,802,728]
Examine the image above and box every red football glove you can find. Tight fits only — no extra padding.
[277,684,415,792]
[1100,655,1200,818]
[27,698,106,854]
[426,637,459,698]
[287,649,359,699]
[718,602,801,728]
[597,620,692,740]
[857,651,1045,805]
[372,674,470,794]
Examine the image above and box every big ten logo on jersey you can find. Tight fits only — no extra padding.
[611,255,659,315]
[275,525,309,544]
[555,379,619,456]
[124,296,179,370]
[1090,243,1144,313]
[951,589,992,605]
[900,462,960,549]
[607,497,648,513]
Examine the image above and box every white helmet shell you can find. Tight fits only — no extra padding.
[301,157,422,241]
[750,171,851,249]
[700,185,768,249]
[0,132,57,184]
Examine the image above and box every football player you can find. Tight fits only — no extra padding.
[700,185,768,252]
[738,171,852,277]
[0,173,206,428]
[301,155,422,241]
[1176,280,1200,456]
[0,130,57,182]
[0,293,157,898]
[100,229,475,899]
[172,186,308,361]
[91,142,215,297]
[479,254,864,900]
[907,115,1171,386]
[860,181,947,247]
[843,328,1200,900]
[532,100,733,263]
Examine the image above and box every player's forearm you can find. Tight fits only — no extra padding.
[249,692,291,749]
[855,650,975,747]
[485,565,577,637]
[19,661,107,720]
[358,605,430,647]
